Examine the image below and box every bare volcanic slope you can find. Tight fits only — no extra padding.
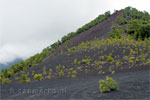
[1,7,150,100]
[1,68,150,99]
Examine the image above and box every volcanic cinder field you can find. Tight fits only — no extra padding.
[0,7,150,100]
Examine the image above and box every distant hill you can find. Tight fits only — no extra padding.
[0,58,23,71]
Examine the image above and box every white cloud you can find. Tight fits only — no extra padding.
[0,0,149,63]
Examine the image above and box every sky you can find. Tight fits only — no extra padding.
[0,0,150,64]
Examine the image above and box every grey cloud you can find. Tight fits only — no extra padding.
[0,0,149,63]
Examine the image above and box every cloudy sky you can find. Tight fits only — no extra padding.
[0,0,149,64]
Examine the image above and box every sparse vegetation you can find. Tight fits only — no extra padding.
[1,77,12,85]
[106,76,118,90]
[72,74,77,78]
[58,70,65,77]
[109,26,123,38]
[99,80,110,93]
[1,7,149,85]
[107,56,114,63]
[34,74,43,80]
[99,76,118,93]
[32,71,35,75]
[20,73,31,83]
[81,57,91,65]
[43,66,47,76]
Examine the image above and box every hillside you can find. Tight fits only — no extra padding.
[0,7,150,99]
[0,58,23,72]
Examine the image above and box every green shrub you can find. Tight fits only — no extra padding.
[77,61,81,65]
[43,66,47,76]
[47,69,53,79]
[1,77,12,85]
[69,68,73,71]
[123,56,128,60]
[98,65,103,69]
[81,59,87,64]
[73,58,77,65]
[111,71,115,75]
[15,77,20,80]
[56,65,61,72]
[85,69,88,73]
[117,16,128,25]
[77,67,82,71]
[67,72,71,77]
[146,59,150,64]
[48,69,53,76]
[32,71,35,75]
[34,74,43,80]
[129,59,134,63]
[106,76,118,90]
[140,53,146,61]
[107,56,114,63]
[109,26,123,38]
[115,61,120,67]
[99,76,118,93]
[99,56,105,60]
[20,73,31,83]
[72,74,76,78]
[62,65,65,69]
[129,57,135,63]
[61,49,64,55]
[99,80,110,93]
[58,70,64,77]
[81,58,91,65]
[130,49,136,55]
[72,71,77,74]
[98,71,103,75]
[1,69,14,78]
[136,58,139,62]
[67,49,72,56]
[127,20,150,40]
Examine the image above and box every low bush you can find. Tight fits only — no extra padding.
[146,59,150,64]
[43,66,47,76]
[109,26,123,39]
[99,80,110,93]
[34,74,43,80]
[73,58,77,65]
[99,76,118,93]
[15,77,20,80]
[48,69,53,76]
[20,73,31,83]
[72,71,77,74]
[107,56,114,63]
[67,72,71,77]
[58,70,64,77]
[111,71,115,75]
[32,71,35,75]
[77,67,82,71]
[106,76,118,90]
[1,77,12,85]
[115,61,120,67]
[117,16,128,25]
[81,58,91,65]
[72,74,76,78]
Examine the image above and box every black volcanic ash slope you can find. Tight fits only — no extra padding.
[0,6,150,100]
